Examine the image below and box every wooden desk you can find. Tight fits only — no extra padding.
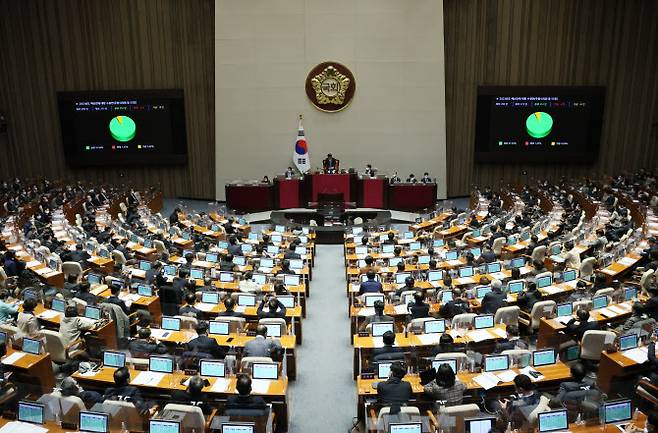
[597,348,651,394]
[598,254,641,284]
[1,349,55,394]
[34,304,119,350]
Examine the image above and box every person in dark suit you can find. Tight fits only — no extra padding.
[516,282,542,313]
[104,284,130,315]
[439,289,470,319]
[377,362,412,413]
[170,376,212,415]
[179,293,201,318]
[243,324,282,358]
[144,261,163,285]
[359,271,382,295]
[186,321,225,359]
[486,225,506,248]
[218,298,244,318]
[493,325,528,352]
[257,297,286,319]
[102,367,149,414]
[227,237,242,256]
[551,362,600,405]
[644,286,658,321]
[478,246,497,264]
[647,338,658,384]
[322,153,338,173]
[114,239,133,261]
[372,331,404,362]
[283,244,301,260]
[565,309,598,341]
[225,375,268,413]
[73,282,97,306]
[480,280,507,314]
[360,300,395,331]
[128,327,168,357]
[408,291,430,319]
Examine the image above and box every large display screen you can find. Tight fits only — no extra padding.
[474,86,605,163]
[57,89,187,166]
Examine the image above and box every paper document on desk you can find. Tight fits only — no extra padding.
[0,421,49,433]
[416,334,442,346]
[121,294,142,303]
[37,310,61,319]
[357,307,375,317]
[90,286,106,296]
[490,272,507,281]
[491,328,507,339]
[473,372,500,390]
[380,253,394,259]
[621,347,648,364]
[26,260,41,267]
[607,305,627,315]
[601,268,616,275]
[597,307,615,318]
[496,370,518,383]
[619,257,636,266]
[250,379,272,394]
[149,328,171,339]
[234,306,247,313]
[1,352,26,365]
[446,260,463,267]
[132,371,166,386]
[259,267,273,274]
[393,304,408,315]
[429,281,441,288]
[541,285,562,295]
[519,366,545,382]
[350,284,360,292]
[466,329,492,343]
[196,303,216,312]
[448,329,466,339]
[555,316,573,325]
[211,378,231,393]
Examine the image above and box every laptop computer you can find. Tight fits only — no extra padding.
[79,411,109,433]
[149,419,180,433]
[103,351,126,369]
[465,417,495,433]
[538,409,568,433]
[18,401,44,425]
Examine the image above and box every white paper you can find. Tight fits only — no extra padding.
[1,352,26,365]
[555,316,572,325]
[491,328,507,339]
[446,260,463,267]
[196,303,216,312]
[0,421,49,433]
[490,272,507,280]
[26,260,41,267]
[394,304,409,315]
[234,306,247,313]
[210,377,231,393]
[542,285,562,295]
[496,370,518,383]
[416,334,442,345]
[619,257,636,266]
[249,379,272,394]
[519,366,545,382]
[37,310,61,319]
[473,372,500,390]
[131,371,166,386]
[607,305,626,315]
[356,307,375,317]
[597,307,615,318]
[466,329,492,343]
[621,347,648,364]
[148,328,172,339]
[121,294,142,303]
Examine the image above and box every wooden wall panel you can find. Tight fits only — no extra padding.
[444,0,658,196]
[0,0,215,199]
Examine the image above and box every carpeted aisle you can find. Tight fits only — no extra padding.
[288,245,357,433]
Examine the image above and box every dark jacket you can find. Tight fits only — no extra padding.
[74,291,97,306]
[257,300,287,319]
[440,300,469,319]
[480,291,507,314]
[128,338,168,357]
[105,295,130,315]
[517,290,542,313]
[377,376,413,411]
[170,390,212,415]
[565,318,598,341]
[372,345,405,362]
[102,385,148,412]
[186,335,226,359]
[359,280,383,295]
[224,394,268,413]
[408,301,430,319]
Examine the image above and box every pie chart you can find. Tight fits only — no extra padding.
[525,111,553,139]
[109,115,136,142]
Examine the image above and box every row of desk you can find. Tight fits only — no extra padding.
[225,174,437,212]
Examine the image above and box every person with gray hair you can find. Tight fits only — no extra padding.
[480,279,507,314]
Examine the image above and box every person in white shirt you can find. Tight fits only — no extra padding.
[563,241,581,270]
[239,271,262,294]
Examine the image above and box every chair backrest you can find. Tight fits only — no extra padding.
[399,290,416,305]
[378,406,420,433]
[112,250,127,266]
[437,403,480,416]
[573,300,592,312]
[36,246,51,256]
[526,395,551,427]
[492,237,506,256]
[240,356,274,373]
[580,330,616,361]
[494,306,520,327]
[70,297,88,314]
[451,313,476,328]
[220,316,246,333]
[175,315,199,330]
[61,261,83,280]
[354,217,364,225]
[258,318,287,336]
[640,269,655,292]
[162,403,205,432]
[406,317,437,333]
[42,329,68,363]
[434,352,470,371]
[153,240,167,254]
[0,267,7,286]
[531,245,547,263]
[535,271,552,282]
[580,258,596,278]
[593,288,614,298]
[37,391,85,424]
[102,400,144,431]
[529,301,556,329]
[501,349,532,368]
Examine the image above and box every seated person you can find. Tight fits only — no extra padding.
[359,271,382,296]
[105,284,130,316]
[179,293,201,318]
[498,374,541,425]
[257,296,286,319]
[239,271,261,294]
[225,375,268,413]
[128,327,168,357]
[615,302,657,335]
[218,298,243,318]
[243,324,282,358]
[408,291,430,319]
[480,279,507,314]
[431,333,464,356]
[359,256,380,274]
[275,259,296,276]
[219,254,236,272]
[322,153,338,173]
[395,276,416,298]
[171,375,212,415]
[567,281,590,303]
[62,274,80,299]
[283,244,301,260]
[421,172,432,184]
[565,309,598,341]
[0,290,18,323]
[516,282,541,313]
[647,336,658,384]
[59,305,95,346]
[551,362,600,406]
[73,282,97,306]
[359,300,394,332]
[273,283,290,296]
[439,289,470,319]
[186,321,225,359]
[645,286,658,322]
[59,376,102,407]
[102,367,150,414]
[17,297,40,339]
[376,362,412,413]
[494,325,528,352]
[424,362,467,406]
[372,331,404,362]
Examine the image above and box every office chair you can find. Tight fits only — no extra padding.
[494,306,520,327]
[580,330,616,361]
[579,258,596,279]
[531,246,548,264]
[519,300,556,334]
[61,261,83,282]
